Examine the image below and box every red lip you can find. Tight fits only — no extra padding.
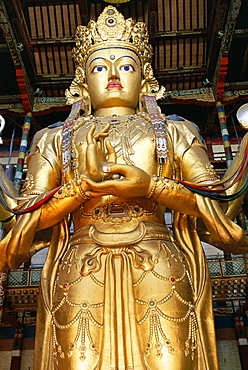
[106,82,123,89]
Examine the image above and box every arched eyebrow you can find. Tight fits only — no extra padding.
[88,57,108,67]
[88,55,138,68]
[117,55,138,65]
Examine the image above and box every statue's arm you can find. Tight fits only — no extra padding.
[21,148,88,231]
[150,176,200,216]
[178,136,248,254]
[4,145,89,270]
[151,121,226,215]
[150,138,218,216]
[16,122,117,231]
[0,165,18,231]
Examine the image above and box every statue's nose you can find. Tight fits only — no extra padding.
[108,63,119,80]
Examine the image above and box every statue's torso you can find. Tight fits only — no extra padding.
[70,115,171,232]
[47,115,201,369]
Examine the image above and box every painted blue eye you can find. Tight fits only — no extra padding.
[120,65,134,72]
[92,66,107,73]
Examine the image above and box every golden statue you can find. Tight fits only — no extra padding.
[1,5,248,370]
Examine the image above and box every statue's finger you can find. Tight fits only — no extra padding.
[100,123,111,134]
[106,140,116,163]
[85,191,109,197]
[94,132,109,141]
[102,163,131,177]
[93,123,110,140]
[86,123,96,144]
[84,177,121,191]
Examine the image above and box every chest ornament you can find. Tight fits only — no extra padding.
[73,114,152,167]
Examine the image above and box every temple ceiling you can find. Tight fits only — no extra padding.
[0,0,248,139]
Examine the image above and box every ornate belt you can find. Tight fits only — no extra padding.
[80,201,158,223]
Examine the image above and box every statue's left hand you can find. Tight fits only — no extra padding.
[84,163,152,198]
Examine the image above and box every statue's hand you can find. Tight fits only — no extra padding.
[85,124,116,182]
[84,163,152,198]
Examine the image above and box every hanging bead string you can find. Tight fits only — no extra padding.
[62,98,83,173]
[143,93,169,163]
[51,247,104,361]
[134,239,197,359]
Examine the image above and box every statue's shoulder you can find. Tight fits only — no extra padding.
[165,114,201,139]
[165,114,204,155]
[30,122,63,156]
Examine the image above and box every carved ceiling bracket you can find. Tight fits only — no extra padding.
[0,0,34,114]
[213,0,242,102]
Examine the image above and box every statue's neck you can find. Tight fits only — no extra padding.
[94,107,136,117]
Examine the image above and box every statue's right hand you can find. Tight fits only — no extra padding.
[83,162,152,198]
[85,124,116,182]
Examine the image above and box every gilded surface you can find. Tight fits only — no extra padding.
[1,5,248,370]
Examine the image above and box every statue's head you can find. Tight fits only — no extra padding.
[66,6,164,115]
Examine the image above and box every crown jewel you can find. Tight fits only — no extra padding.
[72,5,153,68]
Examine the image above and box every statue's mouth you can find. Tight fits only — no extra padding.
[106,81,123,89]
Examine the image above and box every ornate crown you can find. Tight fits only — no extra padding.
[72,5,152,69]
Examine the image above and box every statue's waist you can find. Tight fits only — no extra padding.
[70,220,171,248]
[81,200,158,220]
[74,200,164,229]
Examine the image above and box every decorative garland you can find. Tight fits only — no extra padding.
[62,98,83,172]
[143,93,169,163]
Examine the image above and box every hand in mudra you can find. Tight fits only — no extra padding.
[84,123,116,182]
[84,162,152,198]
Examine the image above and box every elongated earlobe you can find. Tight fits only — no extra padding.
[81,84,92,116]
[65,80,92,115]
[141,79,151,93]
[65,66,92,115]
[138,79,152,112]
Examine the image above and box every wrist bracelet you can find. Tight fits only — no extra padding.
[147,176,159,198]
[78,185,91,201]
[53,178,91,202]
[152,177,184,201]
[75,176,91,201]
[53,181,77,199]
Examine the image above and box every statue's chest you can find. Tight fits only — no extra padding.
[73,118,159,175]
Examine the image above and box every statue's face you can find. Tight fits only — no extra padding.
[86,47,142,113]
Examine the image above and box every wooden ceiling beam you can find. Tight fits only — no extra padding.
[204,0,243,132]
[78,0,89,25]
[0,95,22,103]
[156,29,208,38]
[37,75,74,83]
[241,45,248,78]
[225,81,248,90]
[4,0,36,83]
[30,39,74,45]
[212,0,243,101]
[148,0,157,47]
[0,0,35,113]
[21,0,77,3]
[155,66,206,76]
[206,0,226,81]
